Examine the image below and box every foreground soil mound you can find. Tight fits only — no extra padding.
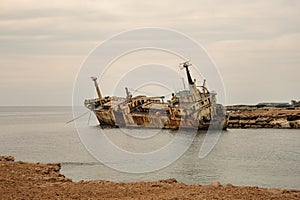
[1,156,299,199]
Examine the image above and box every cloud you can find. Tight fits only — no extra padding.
[0,0,299,105]
[205,33,300,104]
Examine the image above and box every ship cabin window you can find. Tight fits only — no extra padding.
[141,99,144,104]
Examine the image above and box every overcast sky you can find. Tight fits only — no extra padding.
[0,0,299,106]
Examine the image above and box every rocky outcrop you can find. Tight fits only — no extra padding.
[1,156,300,199]
[227,108,300,129]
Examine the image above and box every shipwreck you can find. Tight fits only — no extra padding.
[84,61,227,130]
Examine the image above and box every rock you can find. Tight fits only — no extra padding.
[210,181,222,188]
[248,120,257,125]
[290,120,300,128]
[250,125,260,128]
[151,183,162,187]
[233,123,240,128]
[229,119,239,124]
[270,119,291,128]
[0,156,15,162]
[48,163,61,172]
[225,183,236,188]
[159,178,177,184]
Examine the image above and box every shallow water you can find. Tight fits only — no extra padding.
[0,106,299,189]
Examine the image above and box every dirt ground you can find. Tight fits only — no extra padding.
[1,156,299,199]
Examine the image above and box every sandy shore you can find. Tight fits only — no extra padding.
[1,156,299,199]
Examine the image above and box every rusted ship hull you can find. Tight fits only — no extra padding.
[95,109,226,130]
[86,98,226,130]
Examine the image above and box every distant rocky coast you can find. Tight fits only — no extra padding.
[226,105,300,129]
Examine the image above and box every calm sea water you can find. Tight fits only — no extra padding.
[0,106,299,189]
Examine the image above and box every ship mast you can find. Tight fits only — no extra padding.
[182,62,194,85]
[181,61,201,99]
[91,77,103,99]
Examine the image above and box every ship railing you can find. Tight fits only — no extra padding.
[84,98,101,104]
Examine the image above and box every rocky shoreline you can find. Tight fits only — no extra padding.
[226,106,300,129]
[1,156,299,199]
